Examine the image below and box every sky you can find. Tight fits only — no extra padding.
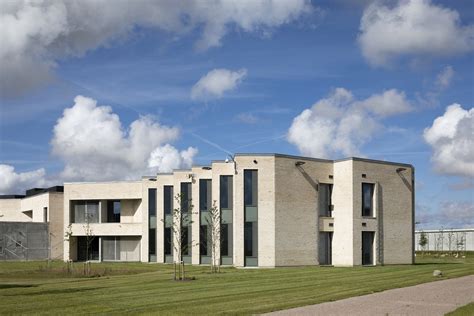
[0,0,473,229]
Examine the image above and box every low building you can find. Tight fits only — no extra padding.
[0,186,64,260]
[63,153,414,267]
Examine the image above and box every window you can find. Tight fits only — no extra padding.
[319,184,333,217]
[220,175,233,209]
[244,170,258,266]
[362,231,375,265]
[200,225,209,256]
[164,186,173,215]
[244,222,258,257]
[199,179,212,211]
[362,183,375,217]
[164,227,172,255]
[220,175,233,264]
[180,183,192,213]
[72,201,99,223]
[244,170,258,207]
[43,207,48,223]
[149,229,156,257]
[148,189,157,262]
[181,226,190,256]
[148,189,156,216]
[107,200,121,223]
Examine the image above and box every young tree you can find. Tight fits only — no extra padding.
[418,231,428,256]
[162,193,195,281]
[203,200,221,273]
[83,213,95,276]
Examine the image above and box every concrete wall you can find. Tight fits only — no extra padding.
[415,229,474,252]
[332,160,355,266]
[274,156,333,266]
[0,222,49,260]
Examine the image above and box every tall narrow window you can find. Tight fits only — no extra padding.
[319,184,333,217]
[199,179,212,264]
[220,175,233,209]
[180,182,192,262]
[163,185,173,262]
[181,182,191,214]
[148,188,157,262]
[164,186,173,215]
[244,170,258,267]
[362,183,375,217]
[220,175,233,265]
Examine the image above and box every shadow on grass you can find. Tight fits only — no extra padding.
[0,284,37,289]
[414,262,464,265]
[2,287,97,296]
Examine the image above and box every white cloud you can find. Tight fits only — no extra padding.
[435,65,454,89]
[358,0,474,67]
[0,0,310,98]
[358,89,412,117]
[417,201,474,229]
[287,88,411,158]
[0,165,46,195]
[423,104,474,177]
[148,145,198,173]
[51,95,195,181]
[191,68,247,100]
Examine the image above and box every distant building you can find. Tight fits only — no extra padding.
[62,153,415,267]
[415,228,474,252]
[0,186,64,260]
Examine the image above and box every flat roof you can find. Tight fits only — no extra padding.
[0,186,64,199]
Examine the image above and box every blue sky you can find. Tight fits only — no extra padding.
[0,0,472,228]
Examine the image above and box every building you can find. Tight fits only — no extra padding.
[415,228,474,252]
[63,153,415,267]
[0,186,64,260]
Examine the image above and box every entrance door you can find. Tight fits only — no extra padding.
[362,232,374,265]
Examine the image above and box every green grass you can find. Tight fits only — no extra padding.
[446,302,474,316]
[0,254,473,315]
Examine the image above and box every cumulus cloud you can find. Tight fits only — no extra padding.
[0,165,46,195]
[0,0,310,98]
[51,95,196,181]
[358,0,474,67]
[148,145,198,173]
[423,104,474,177]
[287,88,411,158]
[191,68,247,100]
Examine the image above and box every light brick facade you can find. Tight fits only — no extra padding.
[62,153,414,267]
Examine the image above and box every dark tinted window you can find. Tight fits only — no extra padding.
[362,183,374,217]
[199,179,211,211]
[220,176,233,209]
[244,170,258,207]
[148,189,156,216]
[164,186,173,215]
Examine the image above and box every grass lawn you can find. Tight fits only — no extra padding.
[0,253,473,315]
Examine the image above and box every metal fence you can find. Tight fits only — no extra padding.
[0,222,49,260]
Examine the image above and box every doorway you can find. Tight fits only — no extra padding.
[362,232,374,265]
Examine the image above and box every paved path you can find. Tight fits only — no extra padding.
[267,275,474,316]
